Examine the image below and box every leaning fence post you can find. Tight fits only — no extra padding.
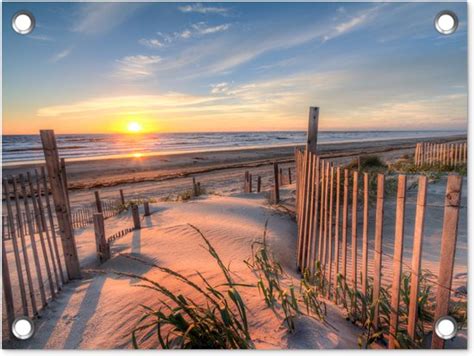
[388,175,407,349]
[273,162,280,204]
[407,175,428,340]
[40,130,81,279]
[93,213,110,263]
[131,204,141,230]
[431,175,463,349]
[144,201,151,216]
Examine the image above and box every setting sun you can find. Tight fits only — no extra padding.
[127,121,142,133]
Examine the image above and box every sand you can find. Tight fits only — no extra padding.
[3,192,363,349]
[2,135,468,349]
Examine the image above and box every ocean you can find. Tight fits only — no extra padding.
[2,130,466,165]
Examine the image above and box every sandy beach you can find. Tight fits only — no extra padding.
[2,134,467,349]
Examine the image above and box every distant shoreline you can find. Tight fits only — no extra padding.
[2,132,467,168]
[2,134,466,190]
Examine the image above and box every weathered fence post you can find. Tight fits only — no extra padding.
[350,170,358,315]
[94,191,103,213]
[131,204,141,230]
[193,177,199,196]
[431,175,463,349]
[60,158,72,214]
[257,176,262,193]
[273,162,280,204]
[144,201,151,216]
[249,174,253,193]
[361,172,369,319]
[307,107,319,153]
[40,130,81,279]
[2,217,15,333]
[93,213,110,263]
[388,175,407,349]
[119,189,125,206]
[407,175,428,340]
[288,167,292,184]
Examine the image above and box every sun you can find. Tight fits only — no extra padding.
[127,121,142,133]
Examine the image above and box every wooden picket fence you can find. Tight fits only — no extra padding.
[295,148,463,349]
[2,168,69,324]
[71,199,122,229]
[414,142,467,167]
[243,164,293,205]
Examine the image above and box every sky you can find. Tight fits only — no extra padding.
[2,2,468,134]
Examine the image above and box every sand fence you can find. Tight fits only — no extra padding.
[294,147,463,349]
[414,142,467,167]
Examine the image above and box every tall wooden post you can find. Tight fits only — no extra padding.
[40,130,81,279]
[94,191,103,213]
[273,162,280,204]
[431,175,463,349]
[132,204,141,230]
[307,107,319,154]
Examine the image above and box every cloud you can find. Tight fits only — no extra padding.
[139,22,231,49]
[178,3,228,15]
[36,93,224,117]
[51,48,72,62]
[192,22,230,35]
[114,55,162,78]
[73,3,141,35]
[28,34,54,41]
[139,38,164,48]
[210,82,230,94]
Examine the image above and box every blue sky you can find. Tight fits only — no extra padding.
[2,2,468,134]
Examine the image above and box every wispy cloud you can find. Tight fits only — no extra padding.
[51,48,72,62]
[36,93,224,117]
[73,3,141,34]
[138,38,164,48]
[28,34,54,41]
[139,22,231,49]
[192,22,230,35]
[210,82,230,94]
[114,55,162,79]
[178,3,229,15]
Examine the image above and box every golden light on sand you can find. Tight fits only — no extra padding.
[127,121,142,133]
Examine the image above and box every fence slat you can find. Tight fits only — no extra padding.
[431,175,463,349]
[351,171,358,288]
[2,218,16,333]
[341,169,349,284]
[333,167,341,302]
[326,165,335,298]
[309,157,321,274]
[297,150,310,269]
[19,174,47,307]
[361,172,369,319]
[372,174,385,330]
[27,172,56,300]
[12,177,38,315]
[35,169,61,292]
[407,175,428,340]
[301,154,315,270]
[388,175,407,349]
[3,179,29,316]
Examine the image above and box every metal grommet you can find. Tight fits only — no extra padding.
[434,316,458,340]
[434,10,458,35]
[12,316,35,340]
[11,10,36,35]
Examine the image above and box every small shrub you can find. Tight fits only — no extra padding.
[346,156,387,172]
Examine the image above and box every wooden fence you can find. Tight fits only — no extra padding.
[243,164,293,204]
[295,148,463,349]
[2,168,68,325]
[71,199,122,229]
[414,142,467,167]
